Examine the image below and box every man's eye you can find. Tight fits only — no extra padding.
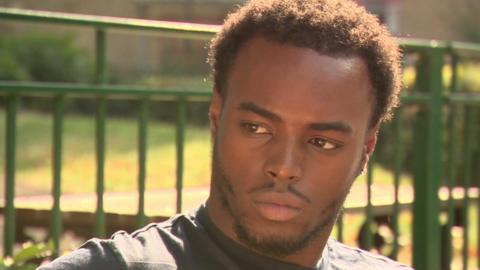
[309,137,339,150]
[242,123,269,134]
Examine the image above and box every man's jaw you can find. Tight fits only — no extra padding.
[208,140,351,261]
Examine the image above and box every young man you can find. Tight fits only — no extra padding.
[40,0,411,269]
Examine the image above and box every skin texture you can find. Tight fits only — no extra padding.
[207,37,378,268]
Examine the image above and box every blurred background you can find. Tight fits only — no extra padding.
[0,0,479,269]
[1,0,479,87]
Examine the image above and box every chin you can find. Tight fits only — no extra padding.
[250,215,305,234]
[237,223,317,257]
[232,211,322,257]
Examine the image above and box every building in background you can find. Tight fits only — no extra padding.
[0,0,478,83]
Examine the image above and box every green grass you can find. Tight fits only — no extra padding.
[0,110,212,196]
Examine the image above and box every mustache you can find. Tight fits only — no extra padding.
[247,182,311,204]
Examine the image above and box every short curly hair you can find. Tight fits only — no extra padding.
[208,0,402,126]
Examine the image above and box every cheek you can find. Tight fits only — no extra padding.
[304,149,363,196]
[216,124,262,186]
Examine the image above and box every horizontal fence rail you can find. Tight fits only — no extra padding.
[0,7,220,39]
[1,7,479,270]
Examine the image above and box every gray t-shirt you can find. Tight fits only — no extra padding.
[38,205,413,270]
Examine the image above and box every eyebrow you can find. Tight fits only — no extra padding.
[238,102,281,121]
[237,101,353,134]
[308,122,352,134]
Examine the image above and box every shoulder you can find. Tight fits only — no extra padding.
[105,212,199,269]
[37,238,124,270]
[326,238,414,270]
[108,215,190,267]
[38,213,197,270]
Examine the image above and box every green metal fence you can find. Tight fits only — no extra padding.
[0,7,479,270]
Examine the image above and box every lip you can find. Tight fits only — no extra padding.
[252,193,304,222]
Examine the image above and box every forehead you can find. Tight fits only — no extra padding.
[224,38,374,134]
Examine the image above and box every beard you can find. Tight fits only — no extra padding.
[211,140,350,258]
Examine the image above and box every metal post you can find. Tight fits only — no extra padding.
[137,98,149,227]
[392,108,403,259]
[4,94,17,257]
[444,103,458,270]
[444,52,459,270]
[336,212,344,242]
[175,97,186,213]
[95,28,107,237]
[365,154,374,250]
[462,106,476,270]
[51,95,65,256]
[95,28,107,84]
[412,48,444,270]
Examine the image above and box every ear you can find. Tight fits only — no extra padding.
[364,123,379,156]
[209,87,223,137]
[358,124,379,176]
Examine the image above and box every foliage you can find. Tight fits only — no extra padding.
[0,33,92,82]
[0,33,94,112]
[456,62,480,92]
[0,32,211,123]
[136,75,212,125]
[0,241,53,270]
[376,61,480,185]
[403,63,480,93]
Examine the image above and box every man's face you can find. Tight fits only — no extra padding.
[208,38,377,260]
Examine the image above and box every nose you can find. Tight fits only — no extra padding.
[263,137,303,183]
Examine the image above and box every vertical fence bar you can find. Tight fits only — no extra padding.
[95,28,107,237]
[392,108,403,259]
[413,48,443,270]
[427,48,443,269]
[445,103,458,270]
[472,107,479,270]
[51,95,65,256]
[95,97,106,237]
[137,98,149,227]
[175,97,186,213]
[95,29,107,83]
[4,94,17,257]
[462,106,475,270]
[365,154,374,250]
[336,212,344,243]
[444,52,459,270]
[411,88,429,267]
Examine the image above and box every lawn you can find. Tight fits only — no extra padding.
[0,110,212,196]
